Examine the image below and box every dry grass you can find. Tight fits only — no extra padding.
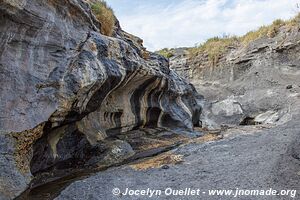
[189,36,239,64]
[129,132,222,171]
[286,12,300,28]
[142,50,150,60]
[90,0,115,36]
[188,13,300,64]
[130,152,184,170]
[134,134,189,152]
[188,132,223,144]
[12,123,45,174]
[240,19,285,45]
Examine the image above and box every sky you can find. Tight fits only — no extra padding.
[106,0,299,51]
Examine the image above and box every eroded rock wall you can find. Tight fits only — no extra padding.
[0,0,202,199]
[170,27,300,128]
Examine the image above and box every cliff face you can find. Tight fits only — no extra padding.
[0,0,202,199]
[170,26,300,128]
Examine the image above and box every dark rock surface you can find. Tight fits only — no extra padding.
[1,0,300,199]
[0,0,202,199]
[55,115,300,200]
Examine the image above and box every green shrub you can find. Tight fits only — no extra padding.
[90,0,115,36]
[156,48,175,58]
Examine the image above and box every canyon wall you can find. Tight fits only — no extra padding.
[0,0,202,199]
[170,27,300,128]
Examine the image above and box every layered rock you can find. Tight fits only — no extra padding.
[48,11,300,200]
[0,0,202,199]
[169,26,300,128]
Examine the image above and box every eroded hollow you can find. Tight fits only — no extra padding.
[26,69,202,198]
[239,117,256,125]
[29,121,190,182]
[30,125,106,176]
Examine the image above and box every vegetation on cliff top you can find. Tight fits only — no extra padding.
[157,13,300,64]
[156,48,175,58]
[90,0,115,36]
[189,36,239,65]
[189,13,300,63]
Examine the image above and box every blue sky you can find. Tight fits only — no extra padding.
[106,0,299,51]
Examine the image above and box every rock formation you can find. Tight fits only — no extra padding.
[53,19,300,200]
[169,26,300,128]
[1,0,300,199]
[0,0,202,199]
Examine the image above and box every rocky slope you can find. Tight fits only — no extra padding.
[169,26,300,129]
[0,1,202,199]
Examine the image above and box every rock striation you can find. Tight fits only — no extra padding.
[0,0,202,199]
[25,8,300,200]
[169,26,300,128]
